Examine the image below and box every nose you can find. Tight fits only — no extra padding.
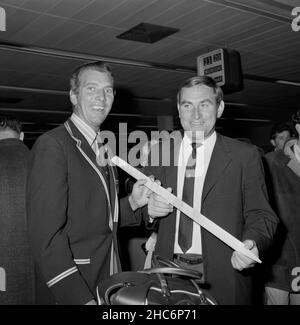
[193,105,201,119]
[95,88,105,101]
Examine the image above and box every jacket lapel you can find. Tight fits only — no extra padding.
[202,134,232,205]
[287,157,300,178]
[276,150,300,178]
[66,119,98,166]
[64,119,118,226]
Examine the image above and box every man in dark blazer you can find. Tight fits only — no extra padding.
[263,109,300,304]
[27,62,148,305]
[143,76,278,305]
[0,114,35,304]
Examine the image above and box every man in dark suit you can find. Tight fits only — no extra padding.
[27,62,148,305]
[143,76,278,305]
[263,109,300,304]
[0,114,34,304]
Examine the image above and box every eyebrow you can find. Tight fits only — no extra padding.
[180,98,214,104]
[84,82,113,88]
[84,82,98,86]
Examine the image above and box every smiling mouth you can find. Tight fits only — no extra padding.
[92,106,105,111]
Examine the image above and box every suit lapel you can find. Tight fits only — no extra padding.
[276,150,300,178]
[64,119,118,227]
[202,134,232,205]
[67,119,98,166]
[287,157,300,177]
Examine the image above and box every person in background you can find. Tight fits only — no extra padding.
[27,61,149,305]
[263,109,300,305]
[0,114,35,304]
[142,75,278,305]
[269,122,294,152]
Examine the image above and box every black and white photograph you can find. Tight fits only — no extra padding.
[0,0,299,310]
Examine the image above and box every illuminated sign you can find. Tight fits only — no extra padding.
[197,48,243,93]
[197,49,226,86]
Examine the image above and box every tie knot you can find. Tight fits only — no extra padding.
[191,142,202,151]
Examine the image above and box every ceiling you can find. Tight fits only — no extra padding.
[0,0,299,147]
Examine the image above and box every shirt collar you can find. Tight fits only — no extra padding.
[183,131,216,151]
[70,113,99,146]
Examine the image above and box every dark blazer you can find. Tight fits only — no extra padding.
[263,150,300,292]
[0,138,35,305]
[27,119,139,305]
[143,133,278,305]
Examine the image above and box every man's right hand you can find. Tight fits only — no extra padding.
[148,180,173,218]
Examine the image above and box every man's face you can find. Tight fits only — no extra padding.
[178,84,224,139]
[273,130,291,151]
[70,69,114,131]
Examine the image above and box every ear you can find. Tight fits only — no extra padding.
[217,100,224,118]
[177,102,182,117]
[270,139,275,147]
[296,123,300,135]
[70,90,78,106]
[19,132,24,141]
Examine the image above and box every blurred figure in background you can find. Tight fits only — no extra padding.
[0,114,34,304]
[269,122,294,152]
[263,109,300,304]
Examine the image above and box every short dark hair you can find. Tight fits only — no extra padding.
[270,121,294,140]
[0,114,22,134]
[70,61,114,94]
[177,75,223,105]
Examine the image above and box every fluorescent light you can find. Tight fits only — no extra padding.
[276,80,300,87]
[226,102,247,107]
[233,118,271,122]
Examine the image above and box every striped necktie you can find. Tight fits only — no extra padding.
[95,134,110,182]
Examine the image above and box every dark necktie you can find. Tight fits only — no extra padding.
[178,142,201,253]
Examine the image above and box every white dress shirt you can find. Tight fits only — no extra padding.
[174,131,216,254]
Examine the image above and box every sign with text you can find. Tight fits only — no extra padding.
[197,48,243,93]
